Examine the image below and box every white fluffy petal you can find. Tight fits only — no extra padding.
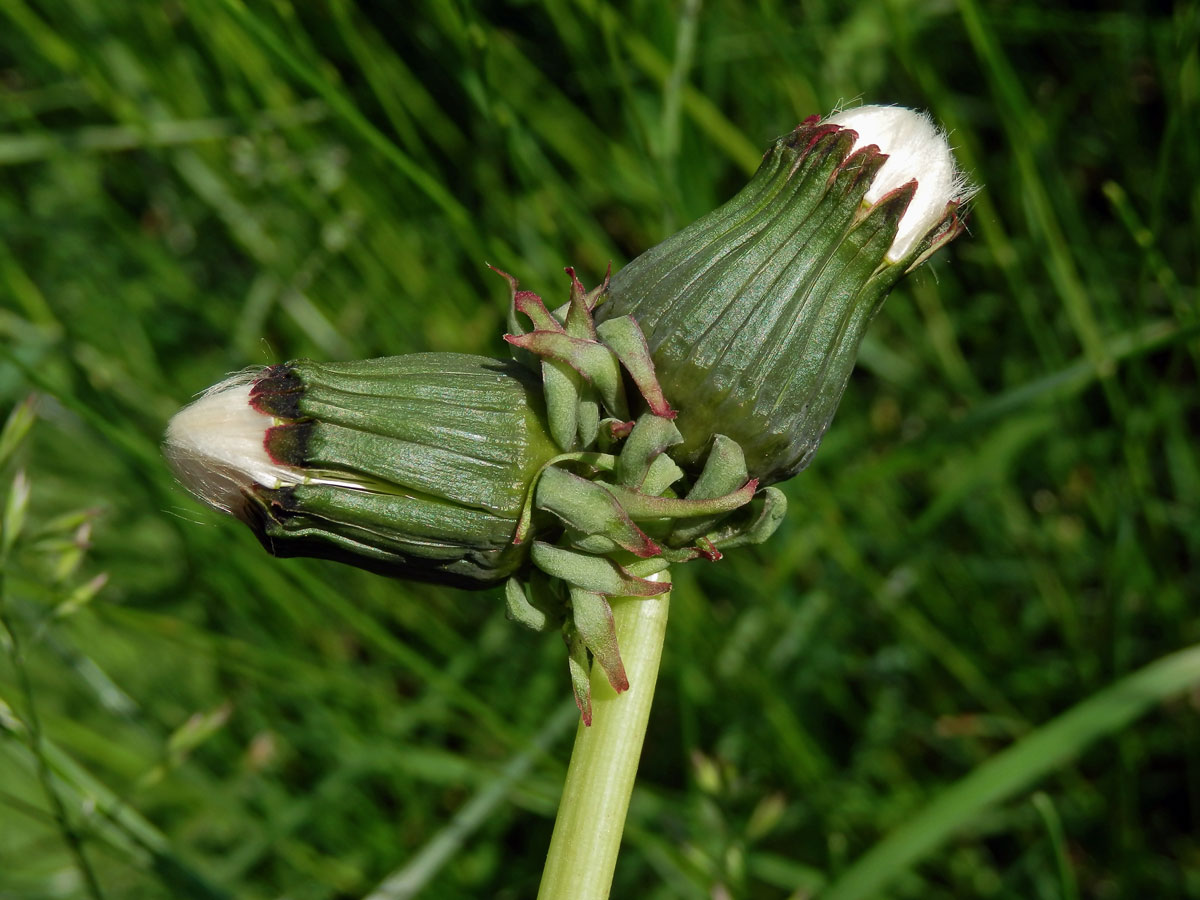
[825,105,972,261]
[164,373,303,518]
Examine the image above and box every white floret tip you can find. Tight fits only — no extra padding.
[824,105,973,262]
[164,373,303,519]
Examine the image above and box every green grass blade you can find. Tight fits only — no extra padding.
[362,702,577,900]
[1031,792,1080,900]
[214,0,490,253]
[820,644,1200,900]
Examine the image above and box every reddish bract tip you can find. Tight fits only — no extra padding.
[565,265,585,299]
[485,263,517,288]
[647,398,677,420]
[609,420,635,440]
[631,536,663,559]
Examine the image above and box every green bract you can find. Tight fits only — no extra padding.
[495,268,784,721]
[595,117,966,484]
[245,353,559,588]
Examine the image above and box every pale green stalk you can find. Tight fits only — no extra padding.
[537,574,671,900]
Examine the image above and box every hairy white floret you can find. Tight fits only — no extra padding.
[825,105,972,261]
[164,373,303,518]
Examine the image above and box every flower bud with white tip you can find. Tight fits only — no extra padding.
[165,354,560,588]
[596,105,974,485]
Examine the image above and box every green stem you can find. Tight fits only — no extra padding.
[537,573,671,900]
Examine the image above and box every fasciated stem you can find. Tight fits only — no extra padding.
[537,573,671,900]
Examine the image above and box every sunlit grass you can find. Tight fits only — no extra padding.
[1,1,1198,898]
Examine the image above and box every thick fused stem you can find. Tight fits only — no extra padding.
[537,573,671,900]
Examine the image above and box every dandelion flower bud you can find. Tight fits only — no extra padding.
[166,354,559,588]
[597,105,972,484]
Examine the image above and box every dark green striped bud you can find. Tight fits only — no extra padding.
[596,107,971,484]
[165,353,559,588]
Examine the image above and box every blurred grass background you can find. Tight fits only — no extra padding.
[0,0,1198,898]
